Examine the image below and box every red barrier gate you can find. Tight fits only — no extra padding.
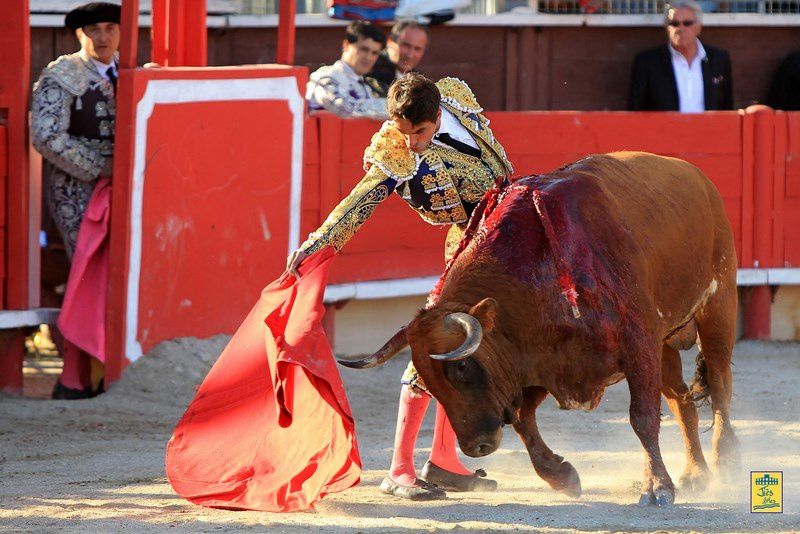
[106,66,307,381]
[781,113,800,268]
[302,111,785,284]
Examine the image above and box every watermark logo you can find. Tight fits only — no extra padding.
[751,471,783,513]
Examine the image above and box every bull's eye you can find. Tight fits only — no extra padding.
[444,357,486,388]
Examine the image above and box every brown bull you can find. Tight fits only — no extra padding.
[340,152,740,506]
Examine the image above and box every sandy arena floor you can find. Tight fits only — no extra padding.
[1,337,799,533]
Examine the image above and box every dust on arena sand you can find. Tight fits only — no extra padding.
[1,337,798,533]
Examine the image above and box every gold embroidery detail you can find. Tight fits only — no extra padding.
[435,77,513,177]
[363,122,419,181]
[436,77,482,113]
[303,77,513,252]
[421,173,438,192]
[428,144,495,204]
[301,166,391,253]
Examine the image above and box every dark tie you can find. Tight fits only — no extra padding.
[434,132,481,158]
[106,66,117,94]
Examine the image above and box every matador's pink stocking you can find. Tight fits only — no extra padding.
[59,340,92,390]
[388,385,430,486]
[429,402,473,475]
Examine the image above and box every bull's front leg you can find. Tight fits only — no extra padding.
[513,386,581,498]
[624,337,675,506]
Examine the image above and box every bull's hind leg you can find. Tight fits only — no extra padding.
[623,334,675,506]
[661,344,711,492]
[695,283,740,480]
[513,386,581,498]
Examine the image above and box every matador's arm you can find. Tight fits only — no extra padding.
[301,165,398,254]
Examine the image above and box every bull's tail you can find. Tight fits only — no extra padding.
[688,350,712,406]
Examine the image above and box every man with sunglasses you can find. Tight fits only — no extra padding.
[629,0,732,112]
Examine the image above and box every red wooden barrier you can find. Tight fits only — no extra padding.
[277,0,297,65]
[0,125,20,394]
[782,113,800,268]
[106,65,308,382]
[0,125,6,307]
[0,1,31,310]
[302,112,756,286]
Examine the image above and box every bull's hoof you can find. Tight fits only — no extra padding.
[546,461,581,498]
[655,487,675,506]
[713,435,742,483]
[379,476,447,501]
[420,461,498,492]
[678,465,711,493]
[560,464,582,498]
[638,492,656,506]
[638,487,675,506]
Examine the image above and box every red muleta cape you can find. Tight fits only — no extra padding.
[57,177,111,362]
[165,248,362,511]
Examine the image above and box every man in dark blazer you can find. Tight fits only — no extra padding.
[767,50,800,111]
[629,0,733,112]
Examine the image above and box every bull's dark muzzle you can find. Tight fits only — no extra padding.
[462,437,501,458]
[460,426,503,458]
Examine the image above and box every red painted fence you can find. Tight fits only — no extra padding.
[302,109,800,286]
[0,125,6,307]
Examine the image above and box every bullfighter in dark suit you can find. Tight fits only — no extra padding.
[629,0,733,112]
[31,2,120,399]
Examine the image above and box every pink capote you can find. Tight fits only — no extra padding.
[165,247,362,511]
[57,177,111,363]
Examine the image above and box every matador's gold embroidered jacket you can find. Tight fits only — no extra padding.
[301,77,514,254]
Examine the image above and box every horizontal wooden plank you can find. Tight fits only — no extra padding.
[0,307,59,328]
[488,112,743,155]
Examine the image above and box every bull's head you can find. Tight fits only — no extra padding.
[338,297,522,458]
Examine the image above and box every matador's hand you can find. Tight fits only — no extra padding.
[286,249,309,278]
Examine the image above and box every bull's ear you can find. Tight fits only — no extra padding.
[469,297,497,333]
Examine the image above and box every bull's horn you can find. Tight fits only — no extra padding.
[429,312,483,361]
[336,326,408,369]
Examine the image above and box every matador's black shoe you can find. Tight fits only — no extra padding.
[420,460,498,492]
[51,380,93,400]
[380,476,447,501]
[51,379,105,400]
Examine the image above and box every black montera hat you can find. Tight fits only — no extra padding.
[65,2,121,31]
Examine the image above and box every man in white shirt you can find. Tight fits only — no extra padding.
[306,21,389,120]
[628,0,733,112]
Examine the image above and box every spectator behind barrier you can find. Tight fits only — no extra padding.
[306,21,388,120]
[30,1,120,400]
[368,20,429,96]
[767,50,800,111]
[629,0,733,112]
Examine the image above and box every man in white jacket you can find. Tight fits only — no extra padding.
[306,21,388,120]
